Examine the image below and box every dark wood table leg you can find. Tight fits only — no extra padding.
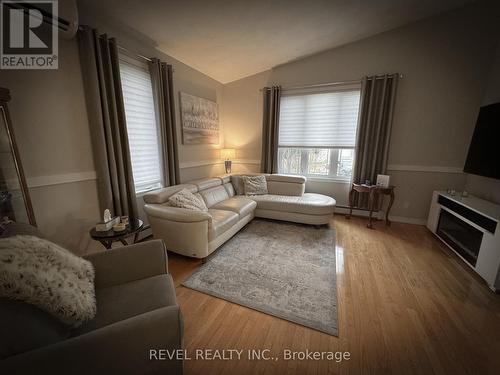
[99,240,112,249]
[133,231,141,244]
[346,187,355,219]
[386,189,395,226]
[367,190,375,229]
[119,238,128,246]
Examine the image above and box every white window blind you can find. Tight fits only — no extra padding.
[278,89,361,148]
[119,54,163,193]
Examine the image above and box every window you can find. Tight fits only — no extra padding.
[278,87,361,180]
[119,54,163,193]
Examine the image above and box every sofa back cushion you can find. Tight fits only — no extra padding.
[143,184,198,204]
[229,174,306,197]
[199,185,230,208]
[266,174,306,196]
[230,175,245,195]
[223,182,235,197]
[191,177,221,191]
[267,181,305,196]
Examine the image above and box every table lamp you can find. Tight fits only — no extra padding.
[220,148,236,173]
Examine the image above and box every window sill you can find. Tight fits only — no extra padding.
[306,177,352,184]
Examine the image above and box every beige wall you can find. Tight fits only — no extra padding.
[464,35,500,204]
[220,70,271,161]
[220,2,499,222]
[0,6,225,253]
[1,38,101,254]
[77,6,225,183]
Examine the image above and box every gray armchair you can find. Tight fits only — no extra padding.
[0,237,183,375]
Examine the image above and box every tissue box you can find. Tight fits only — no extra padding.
[376,174,390,188]
[95,216,120,232]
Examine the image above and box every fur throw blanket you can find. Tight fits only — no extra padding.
[0,235,96,327]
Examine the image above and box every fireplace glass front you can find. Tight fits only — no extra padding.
[437,209,483,267]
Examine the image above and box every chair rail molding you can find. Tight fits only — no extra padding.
[26,159,262,188]
[179,159,260,169]
[387,164,464,174]
[26,163,461,188]
[28,171,97,188]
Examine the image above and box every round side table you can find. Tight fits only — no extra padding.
[89,218,144,249]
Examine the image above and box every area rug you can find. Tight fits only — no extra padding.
[182,219,338,336]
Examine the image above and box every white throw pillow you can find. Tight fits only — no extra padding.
[0,235,96,327]
[243,175,268,195]
[168,188,208,211]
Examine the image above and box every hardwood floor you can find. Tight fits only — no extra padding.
[168,216,500,375]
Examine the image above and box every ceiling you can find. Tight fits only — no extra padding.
[80,0,474,83]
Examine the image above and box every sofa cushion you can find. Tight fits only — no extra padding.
[243,175,268,195]
[168,188,208,212]
[223,182,235,197]
[250,193,336,215]
[267,180,305,196]
[208,209,239,241]
[217,174,231,184]
[230,175,245,195]
[266,174,306,184]
[199,185,230,208]
[0,298,70,359]
[190,177,222,191]
[212,197,257,218]
[73,274,177,335]
[143,184,198,204]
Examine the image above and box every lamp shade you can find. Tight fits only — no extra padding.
[220,148,236,160]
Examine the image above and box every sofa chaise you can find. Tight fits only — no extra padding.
[143,173,336,259]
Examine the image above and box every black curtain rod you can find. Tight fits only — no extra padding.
[78,25,154,64]
[261,73,402,92]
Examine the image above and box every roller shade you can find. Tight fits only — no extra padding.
[278,89,361,148]
[119,54,163,193]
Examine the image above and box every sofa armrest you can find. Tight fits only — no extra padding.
[144,204,212,223]
[84,239,168,289]
[0,306,183,375]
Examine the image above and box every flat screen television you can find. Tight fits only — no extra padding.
[463,102,500,180]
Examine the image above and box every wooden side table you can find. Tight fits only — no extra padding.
[346,183,395,229]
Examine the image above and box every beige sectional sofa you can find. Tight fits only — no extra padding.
[143,174,336,259]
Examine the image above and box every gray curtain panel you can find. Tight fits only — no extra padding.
[149,58,180,186]
[353,74,399,208]
[261,86,281,173]
[77,26,139,219]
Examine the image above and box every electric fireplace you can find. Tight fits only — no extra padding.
[436,209,483,266]
[427,191,500,291]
